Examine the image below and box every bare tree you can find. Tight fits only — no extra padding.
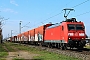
[0,16,9,44]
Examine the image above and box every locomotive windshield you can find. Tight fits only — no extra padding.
[68,24,84,30]
[68,24,75,30]
[76,24,83,30]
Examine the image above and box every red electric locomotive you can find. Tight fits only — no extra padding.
[44,18,86,49]
[43,9,86,49]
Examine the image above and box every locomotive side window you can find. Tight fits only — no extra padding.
[68,24,75,30]
[76,24,84,30]
[62,26,64,31]
[47,23,60,29]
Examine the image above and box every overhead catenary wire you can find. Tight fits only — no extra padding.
[31,11,63,28]
[21,22,30,28]
[30,0,90,29]
[74,10,90,17]
[47,0,74,16]
[39,0,90,24]
[41,11,63,23]
[31,1,76,26]
[72,0,90,8]
[41,0,90,22]
[68,0,90,18]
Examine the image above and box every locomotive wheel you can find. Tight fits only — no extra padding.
[39,43,42,47]
[61,46,64,50]
[77,41,86,50]
[56,43,60,49]
[50,43,53,48]
[47,43,51,48]
[60,43,67,50]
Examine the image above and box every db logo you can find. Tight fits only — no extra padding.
[75,33,78,36]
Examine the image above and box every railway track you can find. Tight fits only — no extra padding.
[9,42,90,60]
[26,44,90,60]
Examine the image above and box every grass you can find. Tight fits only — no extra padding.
[13,58,24,60]
[0,42,82,60]
[3,42,16,52]
[0,44,7,52]
[0,43,8,60]
[9,43,81,60]
[34,48,81,60]
[33,50,81,60]
[85,45,90,49]
[0,52,8,57]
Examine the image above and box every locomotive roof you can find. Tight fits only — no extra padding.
[63,18,77,22]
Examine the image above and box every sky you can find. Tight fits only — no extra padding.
[0,0,90,38]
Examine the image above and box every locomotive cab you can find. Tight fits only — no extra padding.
[66,18,86,48]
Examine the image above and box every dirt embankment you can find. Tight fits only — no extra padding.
[2,43,39,60]
[6,51,39,60]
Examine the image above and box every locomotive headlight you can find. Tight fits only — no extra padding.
[69,38,71,39]
[82,38,84,39]
[79,33,84,36]
[68,33,74,36]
